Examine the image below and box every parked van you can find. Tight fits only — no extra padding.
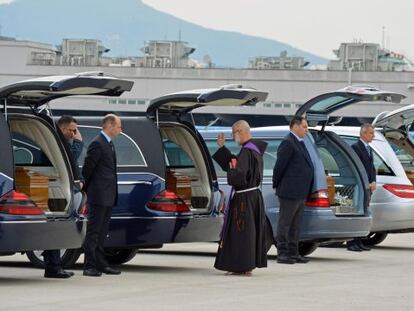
[0,73,133,263]
[202,86,405,255]
[27,85,269,267]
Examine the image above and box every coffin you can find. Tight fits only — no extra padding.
[15,167,49,211]
[166,169,192,208]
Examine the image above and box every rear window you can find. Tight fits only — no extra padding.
[163,140,194,168]
[310,96,352,113]
[341,136,395,176]
[205,138,282,177]
[11,132,53,166]
[388,141,414,171]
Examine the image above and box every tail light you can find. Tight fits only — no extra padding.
[147,190,191,213]
[306,190,331,207]
[383,184,414,199]
[0,191,44,215]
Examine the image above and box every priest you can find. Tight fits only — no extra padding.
[213,120,272,276]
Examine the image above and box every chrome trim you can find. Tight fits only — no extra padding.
[118,181,152,186]
[117,172,165,182]
[111,216,193,220]
[0,218,88,224]
[0,220,48,224]
[78,125,148,167]
[12,138,41,151]
[0,172,13,181]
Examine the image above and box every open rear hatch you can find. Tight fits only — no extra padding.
[146,85,268,214]
[0,73,134,216]
[0,72,134,108]
[296,86,406,215]
[147,84,268,118]
[296,85,405,123]
[373,104,414,184]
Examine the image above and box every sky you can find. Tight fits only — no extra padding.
[1,0,413,59]
[142,0,414,60]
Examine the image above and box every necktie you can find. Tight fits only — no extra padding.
[109,141,117,166]
[366,145,372,158]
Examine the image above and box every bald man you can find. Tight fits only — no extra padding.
[82,114,122,277]
[213,120,271,275]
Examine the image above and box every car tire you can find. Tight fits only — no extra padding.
[104,248,137,265]
[26,249,82,269]
[361,233,388,246]
[298,242,319,256]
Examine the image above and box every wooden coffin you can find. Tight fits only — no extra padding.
[15,167,49,211]
[326,175,336,205]
[166,170,192,207]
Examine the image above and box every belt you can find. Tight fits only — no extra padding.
[235,186,260,194]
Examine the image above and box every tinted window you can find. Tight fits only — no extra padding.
[205,138,282,177]
[310,96,351,112]
[341,136,394,176]
[389,141,414,171]
[78,126,146,167]
[164,140,194,167]
[11,133,52,166]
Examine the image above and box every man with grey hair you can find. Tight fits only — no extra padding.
[82,114,122,276]
[347,123,376,252]
[212,120,271,275]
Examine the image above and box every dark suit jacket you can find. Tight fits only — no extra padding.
[351,140,376,183]
[272,133,314,200]
[82,133,118,207]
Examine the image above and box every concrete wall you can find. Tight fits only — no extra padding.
[0,46,413,117]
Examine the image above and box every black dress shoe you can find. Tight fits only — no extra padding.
[357,242,371,251]
[101,267,121,275]
[83,268,102,277]
[292,255,310,263]
[44,269,74,279]
[277,255,295,264]
[347,245,363,252]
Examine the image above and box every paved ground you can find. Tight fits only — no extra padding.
[0,233,413,311]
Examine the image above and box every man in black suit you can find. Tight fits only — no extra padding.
[273,116,314,264]
[82,114,122,277]
[347,124,376,252]
[41,115,83,278]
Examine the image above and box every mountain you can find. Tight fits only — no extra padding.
[0,0,327,67]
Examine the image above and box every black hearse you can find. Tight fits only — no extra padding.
[0,73,133,263]
[26,85,268,267]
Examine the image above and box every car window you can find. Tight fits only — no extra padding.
[310,96,351,113]
[318,147,339,175]
[205,138,282,177]
[341,136,394,176]
[78,126,147,167]
[388,141,414,171]
[205,140,239,177]
[11,132,53,166]
[163,140,194,168]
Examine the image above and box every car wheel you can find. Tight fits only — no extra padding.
[26,249,82,269]
[104,248,137,265]
[361,233,388,246]
[298,242,319,256]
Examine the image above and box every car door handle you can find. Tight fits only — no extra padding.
[117,181,153,186]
